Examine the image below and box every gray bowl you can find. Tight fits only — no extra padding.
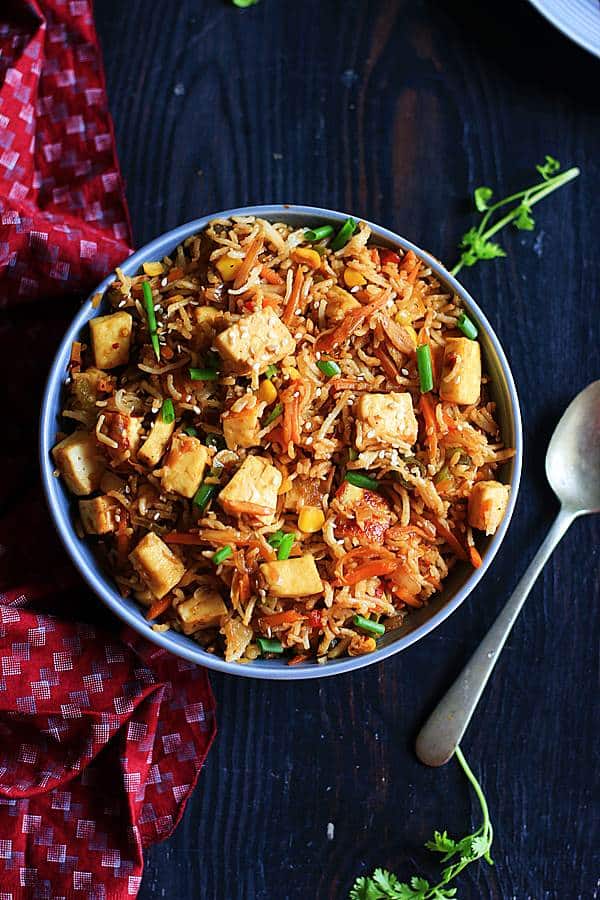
[40,205,523,680]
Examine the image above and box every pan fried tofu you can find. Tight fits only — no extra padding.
[260,554,324,598]
[440,337,481,405]
[218,455,282,523]
[468,480,509,535]
[222,406,261,450]
[214,307,296,375]
[52,430,105,496]
[138,416,175,467]
[176,581,227,634]
[160,433,208,498]
[129,531,185,599]
[89,311,133,369]
[101,412,142,457]
[190,306,226,352]
[283,476,324,512]
[78,495,119,535]
[355,392,418,450]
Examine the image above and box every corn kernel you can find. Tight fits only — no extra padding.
[292,247,321,269]
[215,255,241,281]
[285,366,301,380]
[343,267,367,288]
[143,261,164,276]
[395,308,412,325]
[258,379,278,404]
[298,506,325,533]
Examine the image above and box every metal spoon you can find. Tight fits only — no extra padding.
[416,381,600,767]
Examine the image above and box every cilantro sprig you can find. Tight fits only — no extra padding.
[349,746,493,900]
[451,155,579,277]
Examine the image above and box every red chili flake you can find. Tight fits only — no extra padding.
[112,342,119,349]
[380,249,401,267]
[308,609,322,629]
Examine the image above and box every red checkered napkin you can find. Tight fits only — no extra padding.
[0,2,216,897]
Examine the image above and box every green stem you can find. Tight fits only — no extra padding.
[450,166,580,278]
[455,745,494,865]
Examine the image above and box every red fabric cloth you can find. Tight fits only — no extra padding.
[0,2,216,897]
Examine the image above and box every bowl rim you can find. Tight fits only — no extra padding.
[39,204,523,680]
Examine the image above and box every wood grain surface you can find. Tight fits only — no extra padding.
[93,1,599,897]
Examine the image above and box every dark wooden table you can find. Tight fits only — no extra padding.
[94,2,599,897]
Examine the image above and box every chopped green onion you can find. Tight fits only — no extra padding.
[353,614,385,636]
[416,343,434,393]
[330,217,357,251]
[212,545,233,565]
[304,225,334,242]
[189,368,219,381]
[264,402,283,425]
[348,447,359,461]
[257,637,284,654]
[276,532,296,560]
[265,364,278,379]
[344,471,380,491]
[457,312,478,340]
[142,280,161,361]
[317,359,341,378]
[185,426,198,437]
[193,482,218,511]
[267,529,285,548]
[161,398,175,424]
[434,465,452,485]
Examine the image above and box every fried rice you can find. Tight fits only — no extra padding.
[53,216,514,665]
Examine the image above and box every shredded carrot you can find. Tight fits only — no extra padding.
[231,234,263,290]
[163,532,205,545]
[167,267,184,282]
[259,610,303,628]
[116,520,130,567]
[146,595,171,620]
[400,249,420,283]
[374,346,400,382]
[316,291,391,352]
[288,654,309,666]
[280,380,304,445]
[69,341,82,373]
[419,393,438,459]
[429,518,468,561]
[281,266,304,325]
[261,265,284,285]
[343,559,398,585]
[469,545,483,568]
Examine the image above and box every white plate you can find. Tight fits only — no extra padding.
[528,0,600,58]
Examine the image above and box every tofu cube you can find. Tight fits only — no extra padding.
[214,307,296,375]
[78,496,119,535]
[129,531,185,599]
[89,311,133,369]
[259,554,324,598]
[468,480,510,535]
[190,306,226,352]
[283,476,324,512]
[101,412,143,457]
[52,430,105,496]
[355,392,418,450]
[176,581,227,634]
[222,406,260,450]
[440,337,481,405]
[325,286,361,324]
[138,416,175,467]
[218,455,282,523]
[160,433,208,498]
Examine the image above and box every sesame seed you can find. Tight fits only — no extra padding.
[315,388,322,397]
[293,391,300,398]
[193,406,201,414]
[295,308,302,316]
[161,278,168,287]
[367,429,376,439]
[316,352,321,360]
[401,368,409,376]
[306,436,313,445]
[378,450,386,458]
[386,299,394,308]
[304,422,312,431]
[153,512,160,520]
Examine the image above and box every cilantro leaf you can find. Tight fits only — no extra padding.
[450,157,579,277]
[473,186,493,211]
[513,203,535,231]
[536,154,560,180]
[425,831,457,856]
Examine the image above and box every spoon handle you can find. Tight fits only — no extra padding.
[415,507,574,767]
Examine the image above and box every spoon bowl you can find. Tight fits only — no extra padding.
[546,380,600,514]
